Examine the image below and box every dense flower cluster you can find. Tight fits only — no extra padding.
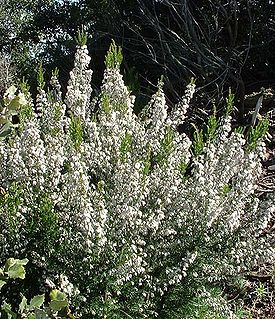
[0,43,274,318]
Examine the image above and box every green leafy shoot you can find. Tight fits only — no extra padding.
[69,114,83,150]
[91,113,98,123]
[190,77,196,85]
[97,180,105,193]
[226,87,234,115]
[27,195,60,248]
[101,93,128,114]
[105,40,123,69]
[255,282,267,300]
[113,100,128,113]
[248,117,269,150]
[75,26,87,46]
[179,161,189,182]
[52,67,59,77]
[19,102,34,123]
[235,126,245,135]
[158,75,165,89]
[19,77,30,95]
[192,124,204,156]
[206,105,218,142]
[120,132,132,162]
[221,183,231,196]
[101,94,111,114]
[155,126,175,164]
[37,63,45,90]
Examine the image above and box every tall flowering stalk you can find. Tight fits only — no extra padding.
[0,40,274,318]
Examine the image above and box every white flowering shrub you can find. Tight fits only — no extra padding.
[0,38,274,318]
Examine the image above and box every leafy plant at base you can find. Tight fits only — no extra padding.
[0,258,28,289]
[0,258,74,319]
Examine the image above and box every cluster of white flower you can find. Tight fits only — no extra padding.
[0,42,274,317]
[65,45,93,120]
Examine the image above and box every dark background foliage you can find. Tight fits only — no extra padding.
[0,0,274,119]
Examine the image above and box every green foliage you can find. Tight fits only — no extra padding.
[155,126,175,164]
[114,100,128,113]
[5,258,28,280]
[235,126,245,135]
[37,63,46,90]
[19,77,30,95]
[234,306,250,319]
[101,94,111,114]
[0,182,23,233]
[190,77,196,85]
[17,80,34,123]
[0,123,12,141]
[0,258,28,290]
[159,285,230,319]
[179,161,189,182]
[53,103,63,124]
[225,88,234,115]
[105,40,123,69]
[52,67,59,78]
[49,289,69,312]
[18,294,45,316]
[69,114,83,150]
[0,258,74,319]
[221,184,231,196]
[119,132,132,162]
[254,282,267,300]
[206,106,218,142]
[19,103,34,124]
[101,92,128,114]
[26,194,60,250]
[192,125,204,156]
[75,26,87,46]
[1,302,17,319]
[248,117,269,150]
[179,288,228,319]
